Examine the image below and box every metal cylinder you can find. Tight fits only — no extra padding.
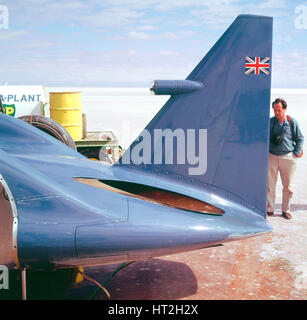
[49,92,83,141]
[82,113,87,139]
[150,80,203,95]
[22,269,27,300]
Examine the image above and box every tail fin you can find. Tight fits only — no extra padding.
[117,15,273,217]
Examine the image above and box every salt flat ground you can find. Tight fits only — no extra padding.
[45,87,306,300]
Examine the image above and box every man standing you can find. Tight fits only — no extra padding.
[267,98,304,219]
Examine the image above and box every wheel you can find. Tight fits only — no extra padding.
[26,268,80,299]
[78,147,101,160]
[0,268,80,300]
[78,147,113,163]
[18,115,76,150]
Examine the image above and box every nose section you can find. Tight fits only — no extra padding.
[221,216,272,242]
[75,198,272,262]
[75,222,228,261]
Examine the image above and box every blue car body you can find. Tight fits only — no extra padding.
[0,14,273,271]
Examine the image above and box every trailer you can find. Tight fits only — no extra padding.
[0,85,123,164]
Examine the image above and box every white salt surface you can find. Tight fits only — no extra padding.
[46,87,307,294]
[47,86,305,299]
[46,87,168,150]
[45,87,306,151]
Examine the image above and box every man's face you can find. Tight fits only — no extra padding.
[273,102,286,121]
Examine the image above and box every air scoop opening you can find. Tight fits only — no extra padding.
[74,178,225,215]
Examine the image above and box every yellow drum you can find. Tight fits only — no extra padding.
[49,92,82,141]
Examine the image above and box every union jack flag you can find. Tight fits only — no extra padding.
[245,57,270,75]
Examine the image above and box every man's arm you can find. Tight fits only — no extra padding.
[293,119,304,156]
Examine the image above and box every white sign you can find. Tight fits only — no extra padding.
[0,85,47,117]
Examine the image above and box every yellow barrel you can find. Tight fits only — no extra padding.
[49,92,82,141]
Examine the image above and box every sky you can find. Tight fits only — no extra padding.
[0,0,307,88]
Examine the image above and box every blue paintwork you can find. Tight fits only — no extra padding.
[150,80,203,95]
[0,14,273,270]
[118,14,273,217]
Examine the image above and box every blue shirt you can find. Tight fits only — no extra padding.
[269,116,304,156]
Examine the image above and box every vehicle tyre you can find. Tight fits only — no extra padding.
[26,268,79,299]
[18,115,76,150]
[0,268,80,300]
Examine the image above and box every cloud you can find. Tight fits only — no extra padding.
[0,30,28,40]
[4,0,290,31]
[1,0,306,88]
[129,30,151,39]
[128,49,137,56]
[128,30,179,40]
[136,25,158,31]
[77,6,145,28]
[162,32,178,39]
[159,50,180,56]
[187,0,288,29]
[1,45,194,86]
[272,50,307,87]
[257,0,287,10]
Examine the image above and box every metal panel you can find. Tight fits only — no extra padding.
[117,15,273,217]
[0,174,19,268]
[0,15,273,270]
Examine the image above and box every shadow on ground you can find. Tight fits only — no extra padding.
[64,258,198,300]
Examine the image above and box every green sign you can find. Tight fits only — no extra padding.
[1,104,16,117]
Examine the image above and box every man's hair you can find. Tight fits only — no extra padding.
[272,98,287,109]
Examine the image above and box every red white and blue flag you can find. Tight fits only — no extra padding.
[245,57,270,75]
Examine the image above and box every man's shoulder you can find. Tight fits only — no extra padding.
[286,115,298,126]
